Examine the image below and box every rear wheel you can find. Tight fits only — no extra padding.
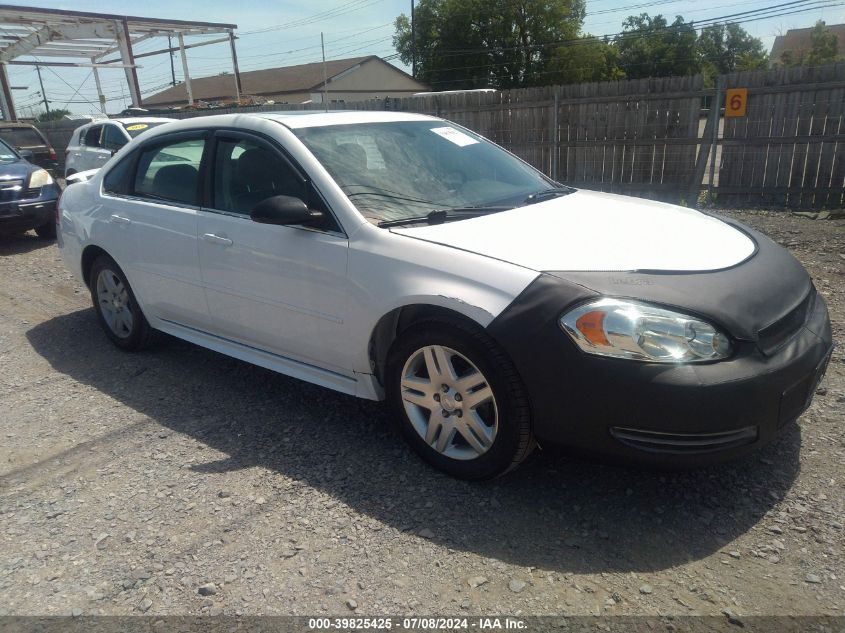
[89,255,155,351]
[34,220,56,240]
[386,318,534,479]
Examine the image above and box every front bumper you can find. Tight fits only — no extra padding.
[487,248,833,467]
[499,289,830,466]
[0,188,58,233]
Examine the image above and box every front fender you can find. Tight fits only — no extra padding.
[346,226,539,380]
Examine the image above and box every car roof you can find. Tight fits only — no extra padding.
[250,110,436,129]
[84,117,173,126]
[0,122,40,129]
[109,117,174,125]
[149,110,436,132]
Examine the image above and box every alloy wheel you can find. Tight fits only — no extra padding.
[96,269,134,339]
[400,344,498,460]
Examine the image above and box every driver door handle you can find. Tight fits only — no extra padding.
[202,233,233,246]
[110,214,131,225]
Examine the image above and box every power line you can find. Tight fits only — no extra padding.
[241,0,388,35]
[226,0,829,75]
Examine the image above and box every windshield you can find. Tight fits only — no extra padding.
[293,121,553,224]
[122,121,168,138]
[0,138,18,162]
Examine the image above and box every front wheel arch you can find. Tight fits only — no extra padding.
[368,304,489,388]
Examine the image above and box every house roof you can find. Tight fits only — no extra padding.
[144,55,396,106]
[770,24,845,62]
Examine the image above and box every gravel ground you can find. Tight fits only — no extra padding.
[0,210,843,620]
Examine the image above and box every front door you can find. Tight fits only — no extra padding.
[197,132,350,372]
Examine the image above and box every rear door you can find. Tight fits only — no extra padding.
[101,131,211,330]
[197,130,350,370]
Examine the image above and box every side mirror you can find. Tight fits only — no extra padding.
[250,195,323,227]
[18,149,34,161]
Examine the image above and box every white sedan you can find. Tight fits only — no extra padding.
[57,111,832,479]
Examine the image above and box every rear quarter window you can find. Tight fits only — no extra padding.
[103,154,134,195]
[84,126,103,147]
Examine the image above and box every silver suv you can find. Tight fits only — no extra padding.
[65,117,172,178]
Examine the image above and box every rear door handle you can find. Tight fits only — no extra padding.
[202,233,233,246]
[110,214,131,225]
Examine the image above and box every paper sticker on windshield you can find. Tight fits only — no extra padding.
[430,127,478,147]
[125,124,148,131]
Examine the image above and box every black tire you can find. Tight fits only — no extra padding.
[65,169,77,179]
[34,220,56,240]
[89,254,156,351]
[386,317,535,480]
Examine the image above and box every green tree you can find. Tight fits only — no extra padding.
[806,20,841,66]
[36,108,71,122]
[615,14,699,79]
[394,0,586,90]
[697,23,768,80]
[546,36,624,84]
[777,21,842,67]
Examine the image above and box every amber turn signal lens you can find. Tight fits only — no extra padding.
[575,310,610,346]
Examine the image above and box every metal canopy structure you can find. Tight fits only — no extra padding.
[0,4,240,120]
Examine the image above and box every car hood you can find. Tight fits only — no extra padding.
[66,168,100,185]
[392,190,757,272]
[0,159,35,181]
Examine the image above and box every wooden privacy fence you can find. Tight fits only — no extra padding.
[33,118,81,171]
[39,62,845,209]
[716,63,845,209]
[360,66,844,208]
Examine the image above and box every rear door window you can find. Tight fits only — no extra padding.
[133,137,206,206]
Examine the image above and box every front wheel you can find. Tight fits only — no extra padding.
[89,255,155,351]
[386,319,535,480]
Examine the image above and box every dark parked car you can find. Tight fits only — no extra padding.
[0,138,61,239]
[0,122,59,174]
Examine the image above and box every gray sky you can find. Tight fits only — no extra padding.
[6,0,844,117]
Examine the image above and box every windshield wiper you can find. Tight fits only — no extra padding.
[523,186,576,205]
[342,184,437,206]
[378,206,511,228]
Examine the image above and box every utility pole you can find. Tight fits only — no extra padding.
[410,0,416,78]
[35,64,49,114]
[168,35,176,86]
[321,32,328,112]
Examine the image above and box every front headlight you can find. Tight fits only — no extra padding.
[560,298,732,363]
[29,168,54,188]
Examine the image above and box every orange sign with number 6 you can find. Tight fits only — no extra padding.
[725,88,748,117]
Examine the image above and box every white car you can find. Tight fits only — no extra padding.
[57,111,832,479]
[64,117,172,178]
